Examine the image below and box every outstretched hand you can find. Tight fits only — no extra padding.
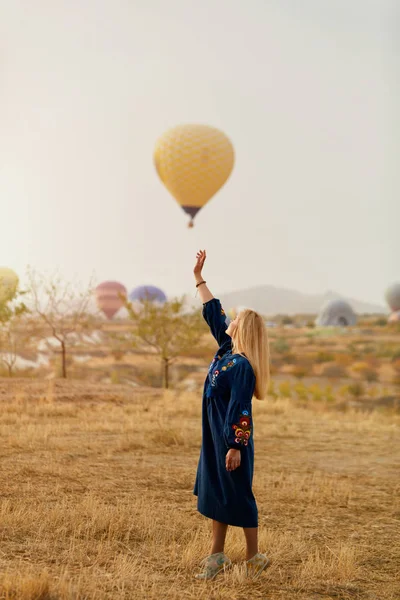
[194,250,206,277]
[193,249,213,302]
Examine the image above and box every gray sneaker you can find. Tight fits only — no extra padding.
[246,552,271,579]
[195,552,232,580]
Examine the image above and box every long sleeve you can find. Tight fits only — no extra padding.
[202,298,231,349]
[223,360,256,450]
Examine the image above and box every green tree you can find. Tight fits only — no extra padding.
[309,384,323,402]
[0,284,28,325]
[324,384,335,403]
[294,382,309,400]
[278,381,292,398]
[268,380,278,399]
[373,317,387,327]
[316,351,335,364]
[362,367,379,383]
[347,382,365,399]
[321,363,346,379]
[292,365,308,379]
[0,281,29,376]
[281,316,293,325]
[125,297,206,389]
[0,315,31,377]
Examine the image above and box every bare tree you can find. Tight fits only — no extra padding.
[126,297,205,389]
[27,267,95,379]
[0,285,28,325]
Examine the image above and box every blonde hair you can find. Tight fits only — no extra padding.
[232,310,270,400]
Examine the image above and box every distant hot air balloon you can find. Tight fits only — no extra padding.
[236,306,250,314]
[388,311,400,323]
[95,281,127,319]
[129,285,167,304]
[316,299,357,327]
[225,306,250,326]
[154,124,235,227]
[0,267,18,302]
[227,308,237,321]
[385,283,400,312]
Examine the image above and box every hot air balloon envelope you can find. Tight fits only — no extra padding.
[154,124,234,226]
[388,311,400,323]
[385,283,400,312]
[227,308,237,320]
[129,285,167,304]
[95,281,127,319]
[316,299,357,327]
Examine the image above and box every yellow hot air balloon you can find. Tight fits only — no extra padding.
[0,267,18,303]
[228,308,237,320]
[154,124,235,227]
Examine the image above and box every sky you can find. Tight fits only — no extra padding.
[0,0,398,305]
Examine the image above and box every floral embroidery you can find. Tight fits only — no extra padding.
[232,412,252,446]
[208,355,221,373]
[225,358,236,369]
[221,308,226,316]
[211,357,238,385]
[211,369,220,387]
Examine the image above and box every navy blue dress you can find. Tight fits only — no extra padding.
[193,298,258,528]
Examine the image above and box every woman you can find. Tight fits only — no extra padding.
[193,249,271,580]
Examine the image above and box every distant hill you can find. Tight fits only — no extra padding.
[215,285,387,316]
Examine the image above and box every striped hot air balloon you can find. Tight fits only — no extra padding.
[388,311,400,323]
[154,124,235,227]
[95,281,127,319]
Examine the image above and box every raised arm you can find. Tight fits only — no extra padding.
[194,250,231,349]
[193,250,213,303]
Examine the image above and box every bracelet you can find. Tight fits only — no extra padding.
[196,280,206,288]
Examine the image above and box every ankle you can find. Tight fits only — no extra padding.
[211,548,225,556]
[246,551,259,561]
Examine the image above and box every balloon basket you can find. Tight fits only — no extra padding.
[188,220,194,228]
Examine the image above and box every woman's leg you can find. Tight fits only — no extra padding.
[243,527,258,560]
[211,520,228,554]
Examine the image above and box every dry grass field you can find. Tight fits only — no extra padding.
[0,378,399,600]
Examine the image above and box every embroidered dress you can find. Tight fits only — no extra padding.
[193,298,258,527]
